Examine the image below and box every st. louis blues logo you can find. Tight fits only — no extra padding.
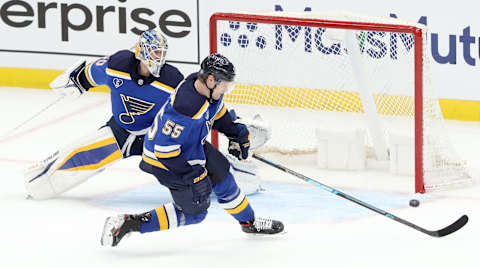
[119,94,155,124]
[113,78,124,88]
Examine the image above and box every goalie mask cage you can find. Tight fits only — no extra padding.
[209,11,473,193]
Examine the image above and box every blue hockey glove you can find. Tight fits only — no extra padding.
[182,165,212,205]
[228,123,250,160]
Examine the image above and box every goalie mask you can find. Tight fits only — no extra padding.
[134,28,168,77]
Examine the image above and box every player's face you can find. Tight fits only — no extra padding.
[149,49,166,63]
[212,80,234,100]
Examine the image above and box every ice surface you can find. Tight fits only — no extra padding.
[0,87,478,268]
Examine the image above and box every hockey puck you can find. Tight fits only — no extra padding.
[409,199,420,207]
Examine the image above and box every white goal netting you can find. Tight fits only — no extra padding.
[211,11,473,192]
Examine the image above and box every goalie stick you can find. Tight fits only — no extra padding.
[252,153,468,237]
[0,94,66,141]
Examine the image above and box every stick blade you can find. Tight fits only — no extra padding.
[431,215,468,237]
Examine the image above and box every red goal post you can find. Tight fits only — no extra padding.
[209,12,472,193]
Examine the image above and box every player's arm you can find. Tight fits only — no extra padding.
[212,103,251,160]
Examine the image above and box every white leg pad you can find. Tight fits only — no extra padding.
[227,154,263,195]
[24,127,122,200]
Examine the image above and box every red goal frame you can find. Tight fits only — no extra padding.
[209,12,425,193]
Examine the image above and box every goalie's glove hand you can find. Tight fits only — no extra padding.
[50,59,87,98]
[228,123,250,160]
[182,165,212,205]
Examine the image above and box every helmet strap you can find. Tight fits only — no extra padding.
[206,83,216,103]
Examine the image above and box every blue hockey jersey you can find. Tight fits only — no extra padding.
[81,50,184,132]
[142,72,236,177]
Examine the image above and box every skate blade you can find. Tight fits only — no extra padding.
[244,229,288,237]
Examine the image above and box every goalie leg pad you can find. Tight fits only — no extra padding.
[24,127,123,199]
[226,154,262,195]
[203,141,262,195]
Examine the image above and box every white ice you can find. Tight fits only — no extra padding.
[0,87,478,268]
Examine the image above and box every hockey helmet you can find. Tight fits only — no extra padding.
[135,28,168,77]
[199,53,236,82]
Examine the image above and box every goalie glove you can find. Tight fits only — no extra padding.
[228,123,250,160]
[238,114,270,150]
[229,110,271,150]
[50,58,88,98]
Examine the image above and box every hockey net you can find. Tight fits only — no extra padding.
[209,11,473,193]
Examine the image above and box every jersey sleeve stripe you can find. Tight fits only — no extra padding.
[142,153,169,170]
[187,159,206,166]
[192,100,209,119]
[154,144,181,153]
[151,81,175,94]
[214,104,227,120]
[154,149,181,158]
[105,68,131,80]
[84,63,99,87]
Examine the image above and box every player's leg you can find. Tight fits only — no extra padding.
[204,142,284,234]
[101,162,211,247]
[101,202,208,246]
[212,172,284,234]
[24,117,142,199]
[203,141,262,195]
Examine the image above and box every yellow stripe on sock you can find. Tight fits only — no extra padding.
[226,197,249,215]
[155,206,169,230]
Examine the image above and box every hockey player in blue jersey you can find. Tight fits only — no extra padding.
[100,53,284,247]
[23,28,184,199]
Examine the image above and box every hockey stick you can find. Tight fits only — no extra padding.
[252,153,468,237]
[0,94,67,140]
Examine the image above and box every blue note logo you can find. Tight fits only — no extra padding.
[119,94,155,124]
[113,78,124,88]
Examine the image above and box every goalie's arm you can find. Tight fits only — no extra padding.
[51,57,109,95]
[73,58,109,91]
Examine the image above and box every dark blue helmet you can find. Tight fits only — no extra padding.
[199,53,235,82]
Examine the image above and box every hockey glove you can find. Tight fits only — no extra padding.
[228,123,250,160]
[50,59,88,98]
[182,165,212,205]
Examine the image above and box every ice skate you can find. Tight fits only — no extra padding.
[101,214,144,247]
[240,217,284,235]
